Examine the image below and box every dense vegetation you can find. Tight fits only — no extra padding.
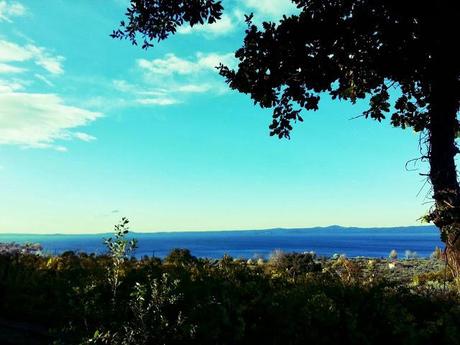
[1,219,459,345]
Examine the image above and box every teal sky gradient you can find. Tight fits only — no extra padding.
[0,0,431,233]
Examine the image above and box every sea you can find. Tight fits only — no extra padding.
[0,225,444,259]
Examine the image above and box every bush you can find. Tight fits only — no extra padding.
[405,250,418,259]
[269,251,322,278]
[431,246,443,260]
[389,249,398,260]
[164,248,197,266]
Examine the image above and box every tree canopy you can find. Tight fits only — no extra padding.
[112,0,458,138]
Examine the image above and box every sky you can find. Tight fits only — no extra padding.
[0,0,432,234]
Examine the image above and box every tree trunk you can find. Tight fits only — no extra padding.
[428,76,460,277]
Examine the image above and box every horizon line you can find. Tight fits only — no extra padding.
[0,224,437,237]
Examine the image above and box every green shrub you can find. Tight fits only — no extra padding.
[389,249,398,260]
[431,246,443,260]
[269,251,322,279]
[164,248,197,266]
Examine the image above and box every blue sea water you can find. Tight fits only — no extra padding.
[0,226,443,258]
[0,226,443,259]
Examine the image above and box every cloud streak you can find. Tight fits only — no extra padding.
[0,39,65,75]
[0,91,102,150]
[137,52,235,76]
[0,62,25,74]
[0,0,25,22]
[111,52,235,107]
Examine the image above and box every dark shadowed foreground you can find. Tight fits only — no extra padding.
[0,235,459,344]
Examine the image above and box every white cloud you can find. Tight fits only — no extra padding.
[138,88,170,97]
[0,39,64,75]
[0,39,31,62]
[242,0,298,18]
[196,52,236,70]
[176,84,211,93]
[118,80,210,96]
[26,45,64,75]
[137,52,236,76]
[0,62,25,73]
[0,78,24,92]
[38,56,64,74]
[112,79,131,92]
[34,73,54,87]
[114,52,235,108]
[83,96,130,112]
[55,145,68,152]
[112,80,181,106]
[177,14,237,37]
[137,54,200,75]
[0,24,100,151]
[73,132,96,142]
[0,91,102,150]
[0,0,25,22]
[136,97,181,106]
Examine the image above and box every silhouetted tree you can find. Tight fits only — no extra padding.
[112,1,460,274]
[164,248,197,266]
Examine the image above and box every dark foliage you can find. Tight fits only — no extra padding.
[0,250,459,345]
[112,0,459,137]
[164,248,197,266]
[110,0,223,49]
[270,251,322,279]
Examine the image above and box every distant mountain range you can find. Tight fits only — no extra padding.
[0,224,438,237]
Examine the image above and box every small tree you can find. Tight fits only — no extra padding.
[269,251,321,279]
[431,246,443,260]
[164,248,197,266]
[104,217,138,301]
[389,249,398,260]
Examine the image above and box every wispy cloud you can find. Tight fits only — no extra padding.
[0,0,25,22]
[195,52,236,70]
[0,62,25,74]
[137,52,235,76]
[113,79,182,106]
[137,54,200,75]
[0,39,32,61]
[0,78,24,92]
[27,45,64,75]
[136,97,181,106]
[34,73,54,87]
[0,90,102,150]
[0,39,64,75]
[110,51,235,107]
[176,84,212,93]
[0,27,101,151]
[73,132,97,142]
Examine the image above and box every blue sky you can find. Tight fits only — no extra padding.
[0,0,431,233]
